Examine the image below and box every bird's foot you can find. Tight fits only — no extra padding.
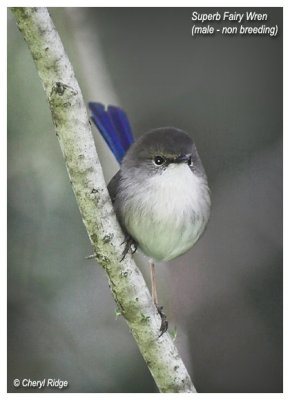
[121,235,138,261]
[157,305,168,337]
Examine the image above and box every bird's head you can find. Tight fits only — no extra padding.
[121,127,206,179]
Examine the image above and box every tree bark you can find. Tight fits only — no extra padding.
[10,7,196,393]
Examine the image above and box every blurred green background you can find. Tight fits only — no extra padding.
[8,7,282,393]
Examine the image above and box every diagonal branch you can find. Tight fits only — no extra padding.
[10,7,196,393]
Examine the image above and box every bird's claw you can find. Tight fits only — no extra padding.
[120,236,138,261]
[157,306,168,337]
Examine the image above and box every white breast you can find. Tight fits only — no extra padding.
[119,163,210,262]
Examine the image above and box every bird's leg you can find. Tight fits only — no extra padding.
[86,235,138,262]
[121,235,138,261]
[150,262,168,337]
[150,261,158,307]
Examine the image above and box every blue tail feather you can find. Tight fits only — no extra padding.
[89,102,134,164]
[107,106,134,151]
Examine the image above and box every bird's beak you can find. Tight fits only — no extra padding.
[174,154,191,164]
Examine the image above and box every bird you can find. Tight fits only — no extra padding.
[89,102,211,336]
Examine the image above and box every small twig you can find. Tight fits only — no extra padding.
[85,253,97,260]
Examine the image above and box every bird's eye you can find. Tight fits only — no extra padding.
[154,156,165,165]
[187,157,192,166]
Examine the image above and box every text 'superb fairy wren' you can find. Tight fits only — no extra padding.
[89,103,211,335]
